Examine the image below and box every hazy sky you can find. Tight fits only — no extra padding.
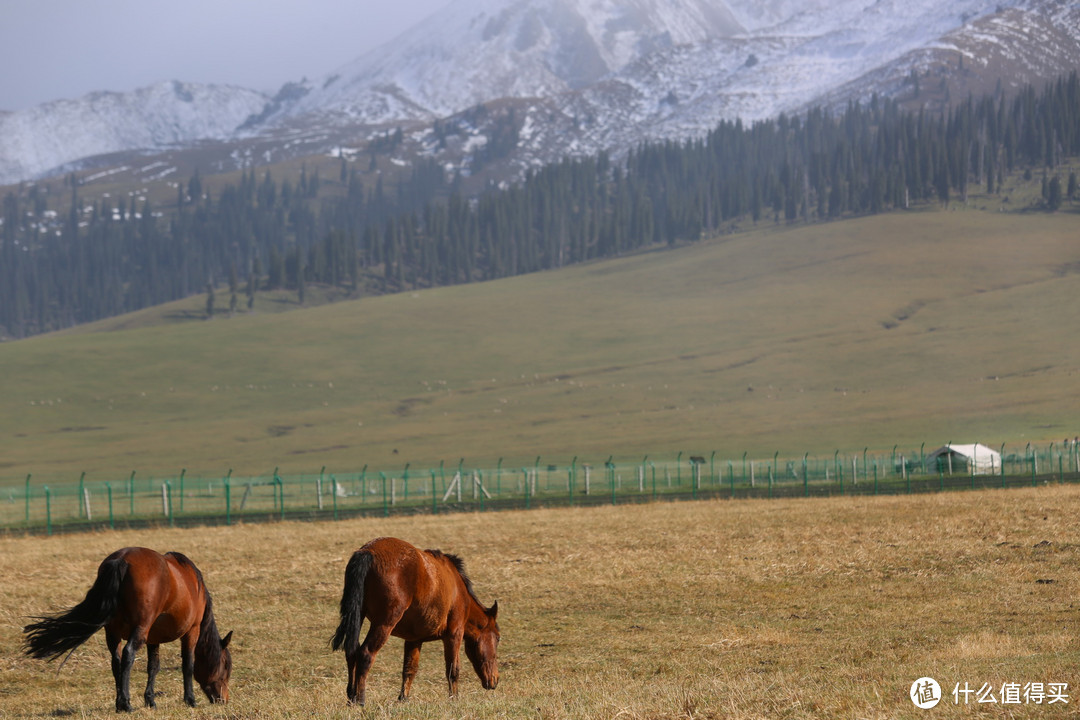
[0,0,455,111]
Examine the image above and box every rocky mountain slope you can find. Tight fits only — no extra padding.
[2,0,1078,186]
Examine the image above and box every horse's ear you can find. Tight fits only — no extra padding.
[221,630,233,648]
[487,600,498,619]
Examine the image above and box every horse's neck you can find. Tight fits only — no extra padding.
[460,590,489,631]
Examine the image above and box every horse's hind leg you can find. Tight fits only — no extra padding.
[105,628,128,713]
[398,641,423,701]
[143,644,160,708]
[348,623,393,706]
[114,630,146,712]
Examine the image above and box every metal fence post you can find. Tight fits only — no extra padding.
[803,454,809,497]
[178,468,186,513]
[837,450,844,495]
[225,470,232,526]
[1000,444,1007,487]
[608,460,616,505]
[24,474,31,527]
[272,469,284,521]
[570,456,578,505]
[380,472,389,517]
[331,475,339,521]
[431,471,437,515]
[165,481,174,526]
[78,471,86,518]
[478,470,485,511]
[106,482,114,529]
[45,486,52,536]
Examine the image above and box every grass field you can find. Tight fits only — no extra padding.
[3,203,1080,486]
[2,485,1078,719]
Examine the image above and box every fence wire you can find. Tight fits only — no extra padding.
[4,443,1079,534]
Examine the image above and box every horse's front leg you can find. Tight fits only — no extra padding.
[441,630,463,698]
[398,641,423,701]
[143,644,160,708]
[180,631,197,707]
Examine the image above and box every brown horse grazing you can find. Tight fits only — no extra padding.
[23,547,232,712]
[330,537,500,706]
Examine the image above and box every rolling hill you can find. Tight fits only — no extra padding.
[3,203,1078,484]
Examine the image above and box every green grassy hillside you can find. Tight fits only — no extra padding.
[3,207,1079,483]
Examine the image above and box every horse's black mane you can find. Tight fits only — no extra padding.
[166,552,226,667]
[426,549,485,607]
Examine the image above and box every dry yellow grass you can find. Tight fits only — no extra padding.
[1,485,1077,719]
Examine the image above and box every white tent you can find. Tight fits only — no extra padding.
[926,443,1002,475]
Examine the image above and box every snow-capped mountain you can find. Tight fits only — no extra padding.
[2,0,1078,186]
[252,0,746,128]
[0,81,267,185]
[244,0,1010,131]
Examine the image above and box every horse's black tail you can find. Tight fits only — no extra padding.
[23,555,127,662]
[330,550,371,656]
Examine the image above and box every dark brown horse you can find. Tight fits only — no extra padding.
[23,547,232,712]
[330,537,500,705]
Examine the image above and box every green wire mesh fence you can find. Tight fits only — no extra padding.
[5,442,1079,534]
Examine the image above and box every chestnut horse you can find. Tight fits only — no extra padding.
[330,537,500,705]
[23,547,232,712]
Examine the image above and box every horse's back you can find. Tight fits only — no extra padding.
[361,537,449,595]
[360,537,435,593]
[358,538,459,638]
[106,547,205,643]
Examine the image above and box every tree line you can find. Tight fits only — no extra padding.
[2,73,1078,338]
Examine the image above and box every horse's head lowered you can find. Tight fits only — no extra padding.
[464,600,500,690]
[194,629,233,703]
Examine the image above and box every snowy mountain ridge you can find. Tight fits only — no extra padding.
[0,81,267,185]
[1,0,1078,186]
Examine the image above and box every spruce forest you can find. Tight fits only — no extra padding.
[1,73,1078,339]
